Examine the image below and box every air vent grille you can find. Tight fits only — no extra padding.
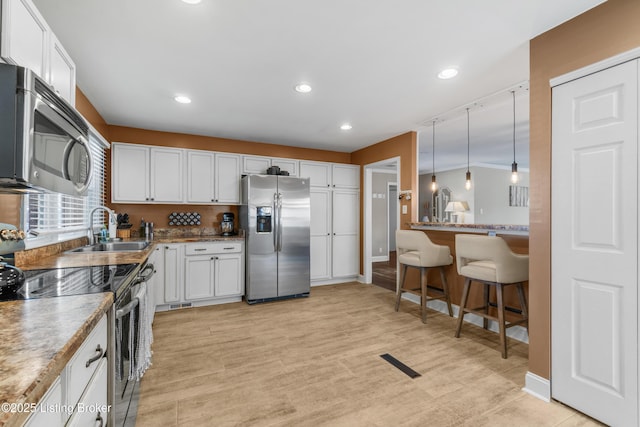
[34,78,88,134]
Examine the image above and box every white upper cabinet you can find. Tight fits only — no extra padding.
[186,150,215,203]
[0,0,77,105]
[242,155,299,176]
[48,33,76,105]
[112,143,183,203]
[300,161,332,187]
[0,0,48,77]
[214,153,241,203]
[242,155,271,175]
[300,161,359,189]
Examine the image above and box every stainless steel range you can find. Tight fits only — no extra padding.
[2,261,154,427]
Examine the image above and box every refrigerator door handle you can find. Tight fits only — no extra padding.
[273,193,278,252]
[277,192,283,252]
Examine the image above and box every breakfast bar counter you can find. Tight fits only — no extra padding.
[407,223,529,325]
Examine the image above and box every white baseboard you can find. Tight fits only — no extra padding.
[371,256,389,262]
[522,371,551,402]
[311,277,359,287]
[400,293,529,344]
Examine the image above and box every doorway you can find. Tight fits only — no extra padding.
[363,157,400,287]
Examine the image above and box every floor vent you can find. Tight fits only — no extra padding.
[380,353,421,379]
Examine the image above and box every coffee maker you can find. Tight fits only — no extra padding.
[220,212,236,236]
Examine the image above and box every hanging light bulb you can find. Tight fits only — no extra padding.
[510,90,519,184]
[465,108,472,190]
[431,120,437,192]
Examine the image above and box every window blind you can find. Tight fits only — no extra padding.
[26,129,109,236]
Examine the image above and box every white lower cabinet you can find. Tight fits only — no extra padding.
[23,377,62,427]
[156,242,245,310]
[24,314,108,427]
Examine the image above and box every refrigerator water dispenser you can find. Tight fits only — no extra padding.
[256,206,272,233]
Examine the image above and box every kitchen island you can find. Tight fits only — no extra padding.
[0,293,112,427]
[407,223,529,329]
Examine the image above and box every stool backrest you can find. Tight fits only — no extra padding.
[455,234,529,283]
[396,230,452,266]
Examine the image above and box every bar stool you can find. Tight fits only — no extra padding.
[395,230,454,323]
[454,234,529,358]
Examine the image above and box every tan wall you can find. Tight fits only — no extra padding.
[76,88,111,140]
[529,0,640,379]
[351,131,418,273]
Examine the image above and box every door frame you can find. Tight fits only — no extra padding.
[387,182,398,256]
[363,157,400,284]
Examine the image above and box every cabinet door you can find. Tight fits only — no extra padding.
[184,256,215,300]
[332,190,359,277]
[242,155,271,175]
[186,150,215,203]
[0,0,48,78]
[148,246,164,313]
[150,147,183,203]
[24,377,62,427]
[65,358,108,427]
[48,33,75,105]
[299,161,331,188]
[214,254,243,296]
[163,244,182,303]
[112,143,149,202]
[215,153,241,204]
[272,158,299,177]
[332,164,360,189]
[310,189,331,280]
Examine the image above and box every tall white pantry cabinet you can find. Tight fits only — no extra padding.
[300,161,360,284]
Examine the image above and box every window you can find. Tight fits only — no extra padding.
[24,128,109,241]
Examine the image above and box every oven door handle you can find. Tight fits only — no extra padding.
[116,297,139,320]
[137,263,155,283]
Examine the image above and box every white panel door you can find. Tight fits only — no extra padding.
[186,150,215,203]
[242,155,271,175]
[310,189,331,280]
[48,33,75,105]
[332,190,359,277]
[214,254,242,296]
[150,147,183,202]
[552,59,638,426]
[272,158,299,176]
[163,244,182,303]
[300,161,331,188]
[184,256,215,300]
[332,164,360,189]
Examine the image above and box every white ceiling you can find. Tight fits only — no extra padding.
[33,0,605,166]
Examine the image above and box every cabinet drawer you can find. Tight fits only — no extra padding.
[64,315,107,411]
[185,242,242,255]
[65,358,108,427]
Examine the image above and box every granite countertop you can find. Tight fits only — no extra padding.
[409,222,529,235]
[17,235,245,271]
[0,293,113,427]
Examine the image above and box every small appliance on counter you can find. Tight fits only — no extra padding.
[221,212,236,236]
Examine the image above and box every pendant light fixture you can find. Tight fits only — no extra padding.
[465,108,472,191]
[431,120,437,192]
[510,90,519,183]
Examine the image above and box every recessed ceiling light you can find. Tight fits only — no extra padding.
[294,83,312,93]
[174,95,192,104]
[340,123,352,131]
[182,0,201,4]
[438,68,459,79]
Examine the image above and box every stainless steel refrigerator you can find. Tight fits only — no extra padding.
[240,175,310,303]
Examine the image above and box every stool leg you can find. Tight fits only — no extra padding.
[483,283,490,330]
[420,267,427,324]
[516,283,529,333]
[455,278,472,338]
[496,283,507,359]
[440,266,453,317]
[395,264,407,312]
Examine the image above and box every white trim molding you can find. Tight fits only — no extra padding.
[523,371,551,402]
[550,46,640,87]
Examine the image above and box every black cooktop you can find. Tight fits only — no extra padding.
[2,263,139,301]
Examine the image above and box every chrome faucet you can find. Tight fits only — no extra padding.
[88,206,117,245]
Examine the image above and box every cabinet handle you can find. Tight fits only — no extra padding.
[165,246,169,249]
[145,198,149,201]
[86,344,104,368]
[223,247,234,250]
[96,413,104,427]
[194,248,207,252]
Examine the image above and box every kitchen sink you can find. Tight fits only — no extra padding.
[69,241,151,253]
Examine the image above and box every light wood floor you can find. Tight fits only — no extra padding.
[137,283,602,427]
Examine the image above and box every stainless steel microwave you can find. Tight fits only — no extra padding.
[0,63,92,196]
